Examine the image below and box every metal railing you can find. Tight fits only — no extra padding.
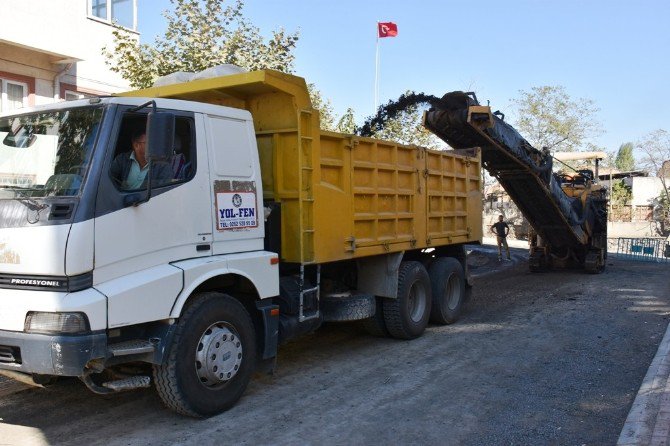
[616,237,670,262]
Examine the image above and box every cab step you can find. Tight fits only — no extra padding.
[108,340,155,357]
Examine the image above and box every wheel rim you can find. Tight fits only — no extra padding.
[445,273,461,310]
[407,279,427,322]
[195,322,243,387]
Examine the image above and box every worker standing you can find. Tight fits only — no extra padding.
[491,215,511,261]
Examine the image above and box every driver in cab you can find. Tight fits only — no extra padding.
[111,130,172,190]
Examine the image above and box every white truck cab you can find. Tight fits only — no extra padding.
[0,97,280,416]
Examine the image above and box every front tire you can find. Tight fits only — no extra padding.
[153,292,256,417]
[383,261,432,340]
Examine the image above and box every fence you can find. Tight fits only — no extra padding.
[609,205,654,222]
[616,237,670,263]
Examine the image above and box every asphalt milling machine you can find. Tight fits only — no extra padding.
[362,92,608,273]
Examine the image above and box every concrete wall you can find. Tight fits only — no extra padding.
[625,177,665,206]
[608,221,662,238]
[0,0,136,101]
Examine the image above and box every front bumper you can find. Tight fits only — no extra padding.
[0,329,106,376]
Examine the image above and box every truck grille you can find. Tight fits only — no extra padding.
[0,345,21,364]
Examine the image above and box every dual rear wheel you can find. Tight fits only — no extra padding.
[364,258,466,340]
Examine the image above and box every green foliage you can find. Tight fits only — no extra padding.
[511,85,602,152]
[615,142,636,171]
[336,108,356,134]
[368,91,443,149]
[610,180,632,205]
[653,190,670,236]
[307,84,337,131]
[104,0,299,89]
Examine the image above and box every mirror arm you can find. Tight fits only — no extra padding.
[129,100,157,113]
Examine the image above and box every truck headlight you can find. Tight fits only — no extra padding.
[24,312,90,335]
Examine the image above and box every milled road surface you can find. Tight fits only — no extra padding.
[1,248,669,445]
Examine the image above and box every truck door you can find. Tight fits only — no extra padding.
[93,110,213,328]
[205,113,264,255]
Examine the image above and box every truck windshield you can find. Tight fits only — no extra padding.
[0,106,103,198]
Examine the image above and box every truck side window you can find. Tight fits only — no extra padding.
[170,117,195,181]
[110,114,195,191]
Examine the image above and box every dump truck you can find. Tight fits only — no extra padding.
[0,69,482,416]
[424,92,608,273]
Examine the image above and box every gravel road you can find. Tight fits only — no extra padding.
[1,247,668,445]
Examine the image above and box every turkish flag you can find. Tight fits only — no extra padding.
[378,22,398,38]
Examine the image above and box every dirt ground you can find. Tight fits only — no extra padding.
[1,246,669,445]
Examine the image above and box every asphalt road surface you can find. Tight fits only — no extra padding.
[1,247,669,445]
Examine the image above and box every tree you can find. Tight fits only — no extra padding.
[615,142,636,172]
[307,84,337,132]
[106,0,345,131]
[336,108,356,134]
[104,0,299,89]
[511,86,602,152]
[636,129,670,235]
[610,180,632,206]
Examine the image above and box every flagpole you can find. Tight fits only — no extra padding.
[374,22,380,114]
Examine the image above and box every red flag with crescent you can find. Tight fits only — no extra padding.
[378,22,398,38]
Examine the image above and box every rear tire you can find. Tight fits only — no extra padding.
[529,251,548,272]
[383,261,432,340]
[428,257,465,324]
[360,296,389,337]
[584,249,605,274]
[153,292,256,417]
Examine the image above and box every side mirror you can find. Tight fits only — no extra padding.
[146,111,175,161]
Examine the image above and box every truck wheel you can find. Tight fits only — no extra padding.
[428,257,465,324]
[360,296,389,337]
[153,292,256,417]
[383,261,432,340]
[584,249,605,274]
[529,251,548,272]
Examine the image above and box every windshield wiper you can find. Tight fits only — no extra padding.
[0,187,49,220]
[17,197,48,212]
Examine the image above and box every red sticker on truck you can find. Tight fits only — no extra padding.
[216,192,258,230]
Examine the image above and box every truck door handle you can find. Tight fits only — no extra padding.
[196,244,210,252]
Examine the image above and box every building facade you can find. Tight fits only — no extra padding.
[0,0,138,113]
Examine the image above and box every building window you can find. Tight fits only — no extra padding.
[1,79,28,112]
[91,0,107,20]
[89,0,136,30]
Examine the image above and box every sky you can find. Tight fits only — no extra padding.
[137,0,670,154]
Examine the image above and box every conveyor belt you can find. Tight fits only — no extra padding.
[424,91,598,251]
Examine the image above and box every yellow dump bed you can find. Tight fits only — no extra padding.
[121,70,483,264]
